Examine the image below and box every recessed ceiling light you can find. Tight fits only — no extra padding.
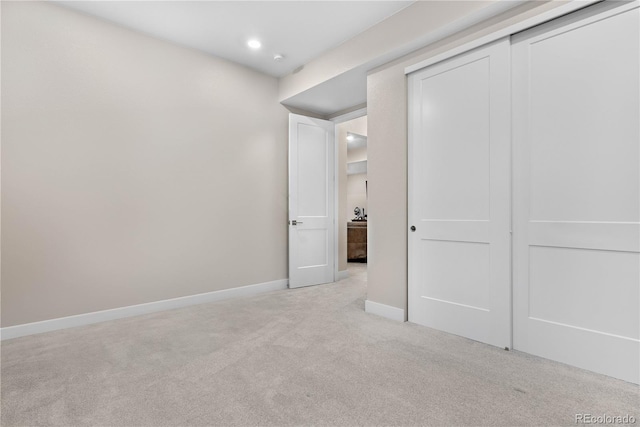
[247,39,261,49]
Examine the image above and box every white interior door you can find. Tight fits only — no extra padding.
[288,114,335,289]
[512,2,640,384]
[408,38,511,348]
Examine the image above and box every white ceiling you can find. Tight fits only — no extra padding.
[55,1,413,78]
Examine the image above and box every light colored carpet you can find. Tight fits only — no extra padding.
[2,264,638,426]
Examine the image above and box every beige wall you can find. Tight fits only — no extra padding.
[366,1,565,316]
[367,64,408,312]
[1,2,289,327]
[347,145,367,163]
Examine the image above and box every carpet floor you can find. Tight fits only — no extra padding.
[2,264,638,426]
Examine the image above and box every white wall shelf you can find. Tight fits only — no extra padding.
[347,160,367,175]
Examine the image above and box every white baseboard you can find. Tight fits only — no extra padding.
[337,270,349,281]
[365,299,405,322]
[1,278,288,341]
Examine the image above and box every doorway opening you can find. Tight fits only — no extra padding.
[335,114,368,279]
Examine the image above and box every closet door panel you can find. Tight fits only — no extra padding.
[512,3,640,384]
[408,38,511,348]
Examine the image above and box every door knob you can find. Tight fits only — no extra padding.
[410,225,416,232]
[290,220,304,225]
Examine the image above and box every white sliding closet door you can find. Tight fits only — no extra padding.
[408,38,511,348]
[512,3,640,383]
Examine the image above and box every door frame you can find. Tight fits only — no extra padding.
[330,107,367,281]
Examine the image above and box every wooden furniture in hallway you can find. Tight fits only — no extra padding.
[347,221,367,262]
